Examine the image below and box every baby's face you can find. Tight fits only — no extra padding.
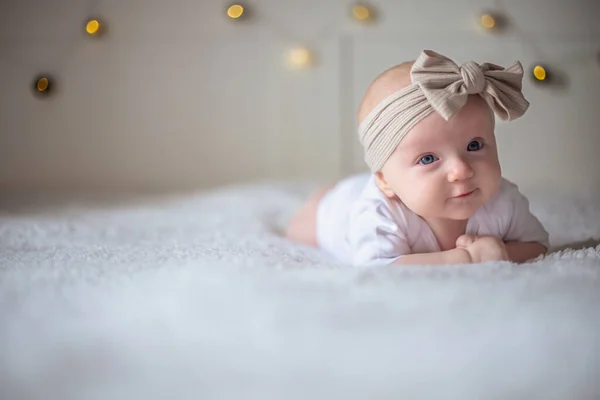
[378,96,501,220]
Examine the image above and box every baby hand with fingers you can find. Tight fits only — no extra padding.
[455,235,509,263]
[285,50,549,267]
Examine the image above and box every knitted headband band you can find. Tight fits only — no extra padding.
[358,49,530,172]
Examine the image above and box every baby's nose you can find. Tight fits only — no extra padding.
[448,158,474,181]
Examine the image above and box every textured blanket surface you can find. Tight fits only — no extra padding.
[1,183,599,400]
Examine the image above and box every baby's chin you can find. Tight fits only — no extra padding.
[411,204,480,221]
[416,199,484,221]
[442,207,481,221]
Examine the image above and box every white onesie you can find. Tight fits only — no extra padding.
[316,173,549,267]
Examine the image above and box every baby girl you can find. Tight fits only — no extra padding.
[285,49,549,267]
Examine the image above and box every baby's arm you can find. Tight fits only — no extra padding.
[500,181,550,262]
[348,199,461,267]
[348,204,474,266]
[392,248,471,266]
[504,241,547,263]
[395,234,517,265]
[391,239,544,265]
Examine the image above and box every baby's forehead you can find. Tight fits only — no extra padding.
[399,102,493,149]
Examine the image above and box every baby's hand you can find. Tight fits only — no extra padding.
[456,234,509,263]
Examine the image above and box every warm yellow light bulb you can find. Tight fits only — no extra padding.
[32,74,53,97]
[227,4,244,19]
[533,65,546,81]
[287,47,312,68]
[352,4,371,21]
[86,19,100,35]
[37,77,49,92]
[480,14,496,29]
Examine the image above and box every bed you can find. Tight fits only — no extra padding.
[1,181,599,399]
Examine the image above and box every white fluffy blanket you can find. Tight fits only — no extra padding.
[1,183,599,400]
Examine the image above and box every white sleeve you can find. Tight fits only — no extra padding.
[502,182,550,249]
[347,199,411,267]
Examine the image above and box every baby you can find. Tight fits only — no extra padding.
[285,49,549,267]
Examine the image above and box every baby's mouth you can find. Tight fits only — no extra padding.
[453,189,476,198]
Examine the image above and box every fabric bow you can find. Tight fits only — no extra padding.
[410,50,529,121]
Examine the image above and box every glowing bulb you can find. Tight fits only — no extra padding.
[287,47,312,68]
[480,14,496,29]
[533,65,547,81]
[352,4,371,21]
[85,19,101,35]
[32,74,53,97]
[37,77,49,92]
[227,4,244,19]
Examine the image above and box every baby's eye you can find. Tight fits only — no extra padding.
[467,140,484,151]
[418,154,438,165]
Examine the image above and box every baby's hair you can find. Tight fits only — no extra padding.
[357,60,415,125]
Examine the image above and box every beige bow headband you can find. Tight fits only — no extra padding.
[358,50,530,172]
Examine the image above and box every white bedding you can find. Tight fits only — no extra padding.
[1,182,599,400]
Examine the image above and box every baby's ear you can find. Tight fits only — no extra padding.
[375,172,396,198]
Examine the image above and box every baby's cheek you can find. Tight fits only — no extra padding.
[477,154,502,174]
[395,176,420,197]
[395,173,436,205]
[400,181,436,211]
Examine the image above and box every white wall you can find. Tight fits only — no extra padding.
[1,0,599,196]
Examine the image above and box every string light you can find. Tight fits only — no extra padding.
[532,65,547,81]
[17,3,575,96]
[85,18,104,36]
[352,4,372,22]
[32,74,53,97]
[286,47,313,69]
[37,77,49,92]
[227,4,245,19]
[480,13,496,29]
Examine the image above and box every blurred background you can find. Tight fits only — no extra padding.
[0,0,599,197]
